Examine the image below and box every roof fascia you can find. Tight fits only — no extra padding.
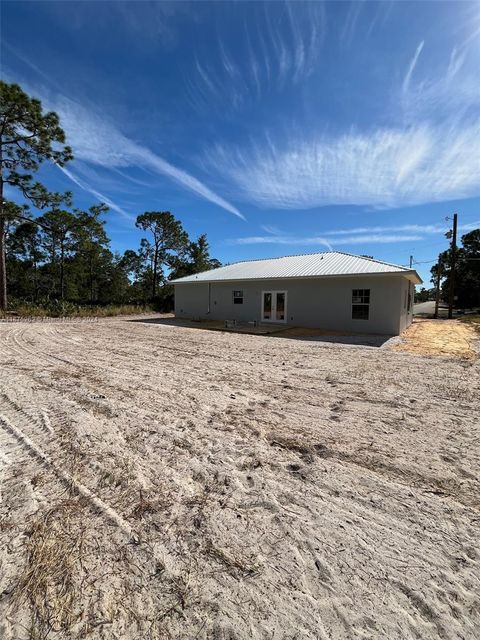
[171,271,422,285]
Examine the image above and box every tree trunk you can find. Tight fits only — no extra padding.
[152,245,158,300]
[60,243,65,300]
[90,255,94,303]
[50,241,56,297]
[0,142,7,312]
[0,213,6,313]
[32,255,38,302]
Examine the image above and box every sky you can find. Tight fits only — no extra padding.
[2,0,480,286]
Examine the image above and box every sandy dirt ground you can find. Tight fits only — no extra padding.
[392,319,479,359]
[0,316,479,640]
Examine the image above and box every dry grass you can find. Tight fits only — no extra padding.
[460,314,480,333]
[13,500,86,639]
[393,318,478,358]
[129,490,158,520]
[204,539,260,577]
[4,302,154,319]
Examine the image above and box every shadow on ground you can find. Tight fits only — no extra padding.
[127,316,394,348]
[286,334,395,348]
[128,316,190,327]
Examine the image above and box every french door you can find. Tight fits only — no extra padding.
[262,291,287,323]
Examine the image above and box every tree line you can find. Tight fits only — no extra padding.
[0,82,219,313]
[430,228,479,309]
[415,229,480,309]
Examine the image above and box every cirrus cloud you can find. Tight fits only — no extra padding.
[206,120,480,210]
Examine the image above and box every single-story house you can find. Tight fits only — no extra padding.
[169,251,422,335]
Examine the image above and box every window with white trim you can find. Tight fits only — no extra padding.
[233,290,243,305]
[352,289,370,320]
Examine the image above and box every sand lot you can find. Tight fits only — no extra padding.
[0,317,479,640]
[392,319,479,359]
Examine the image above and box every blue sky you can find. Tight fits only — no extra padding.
[2,1,480,285]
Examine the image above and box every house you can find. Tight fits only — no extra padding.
[169,251,422,335]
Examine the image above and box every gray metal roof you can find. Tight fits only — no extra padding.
[170,251,422,284]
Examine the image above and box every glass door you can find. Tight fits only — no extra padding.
[262,292,272,320]
[275,292,286,321]
[262,291,287,323]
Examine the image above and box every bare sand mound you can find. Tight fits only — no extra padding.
[0,318,479,639]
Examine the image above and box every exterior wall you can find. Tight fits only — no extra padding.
[398,278,415,333]
[175,282,210,319]
[174,275,412,335]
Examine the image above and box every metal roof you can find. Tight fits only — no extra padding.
[170,251,422,284]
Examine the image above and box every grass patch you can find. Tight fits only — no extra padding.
[13,499,86,638]
[459,314,480,332]
[3,299,154,318]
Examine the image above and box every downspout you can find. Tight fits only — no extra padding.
[207,282,211,314]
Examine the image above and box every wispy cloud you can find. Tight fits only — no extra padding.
[400,43,480,122]
[402,40,424,94]
[36,1,185,50]
[260,224,282,235]
[190,2,326,111]
[446,47,466,81]
[340,1,364,48]
[231,234,423,248]
[8,67,245,220]
[230,219,480,249]
[135,147,245,220]
[204,31,480,211]
[46,95,244,219]
[232,235,332,250]
[57,165,134,220]
[323,223,477,236]
[207,120,480,210]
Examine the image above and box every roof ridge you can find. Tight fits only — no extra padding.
[326,250,409,271]
[227,250,409,271]
[231,250,333,266]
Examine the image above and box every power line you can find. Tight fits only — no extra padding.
[413,259,437,264]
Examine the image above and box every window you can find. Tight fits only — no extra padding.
[352,289,370,320]
[233,290,243,305]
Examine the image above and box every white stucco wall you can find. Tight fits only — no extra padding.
[174,275,412,335]
[398,278,415,333]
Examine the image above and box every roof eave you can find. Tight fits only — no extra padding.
[170,271,422,285]
[405,270,423,285]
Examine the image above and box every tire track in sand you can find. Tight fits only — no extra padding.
[0,400,135,541]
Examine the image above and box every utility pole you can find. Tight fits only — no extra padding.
[409,255,413,268]
[447,213,458,319]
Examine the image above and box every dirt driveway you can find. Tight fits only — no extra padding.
[392,319,479,359]
[0,317,479,639]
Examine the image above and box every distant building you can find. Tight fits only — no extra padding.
[169,251,422,335]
